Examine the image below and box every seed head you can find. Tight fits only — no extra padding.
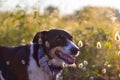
[102,68,106,74]
[83,60,88,66]
[78,63,84,68]
[115,32,120,40]
[96,42,102,49]
[118,51,120,56]
[78,40,83,48]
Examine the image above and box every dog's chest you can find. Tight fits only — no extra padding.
[27,54,50,80]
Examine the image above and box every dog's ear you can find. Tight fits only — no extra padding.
[33,31,48,44]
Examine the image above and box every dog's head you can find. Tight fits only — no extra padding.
[33,29,79,66]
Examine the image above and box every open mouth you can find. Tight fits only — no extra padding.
[55,50,76,64]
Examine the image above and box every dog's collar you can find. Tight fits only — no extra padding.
[38,46,45,59]
[30,43,45,58]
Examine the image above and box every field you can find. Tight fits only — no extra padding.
[0,6,120,80]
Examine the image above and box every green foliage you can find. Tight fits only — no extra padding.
[0,7,120,79]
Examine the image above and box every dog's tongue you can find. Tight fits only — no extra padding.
[62,53,76,64]
[55,51,76,64]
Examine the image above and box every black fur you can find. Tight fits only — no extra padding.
[0,45,30,80]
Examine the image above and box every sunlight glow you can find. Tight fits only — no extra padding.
[0,0,120,15]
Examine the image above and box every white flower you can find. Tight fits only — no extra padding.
[118,73,120,77]
[78,40,83,47]
[115,32,120,40]
[118,51,120,56]
[102,68,106,74]
[78,63,84,68]
[107,64,111,68]
[96,42,102,49]
[83,60,88,66]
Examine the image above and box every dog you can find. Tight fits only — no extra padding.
[0,29,79,80]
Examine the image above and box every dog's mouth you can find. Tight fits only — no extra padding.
[55,50,76,64]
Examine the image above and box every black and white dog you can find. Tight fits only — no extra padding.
[0,29,79,80]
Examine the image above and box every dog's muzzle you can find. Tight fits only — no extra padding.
[55,40,79,64]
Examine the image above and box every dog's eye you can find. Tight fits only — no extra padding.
[55,35,67,46]
[56,35,65,43]
[56,36,62,42]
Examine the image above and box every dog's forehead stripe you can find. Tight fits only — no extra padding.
[48,29,72,40]
[64,40,76,50]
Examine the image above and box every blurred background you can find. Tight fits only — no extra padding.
[0,0,120,80]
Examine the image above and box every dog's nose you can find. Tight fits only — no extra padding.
[70,47,79,55]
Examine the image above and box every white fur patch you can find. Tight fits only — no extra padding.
[28,44,50,80]
[0,71,5,80]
